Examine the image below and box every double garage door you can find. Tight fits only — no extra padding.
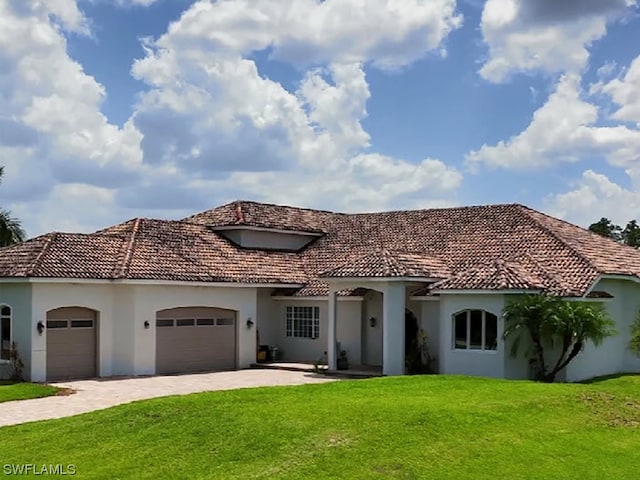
[46,307,97,381]
[155,307,237,375]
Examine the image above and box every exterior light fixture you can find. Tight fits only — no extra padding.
[37,321,45,335]
[369,317,376,328]
[144,320,150,329]
[246,318,254,329]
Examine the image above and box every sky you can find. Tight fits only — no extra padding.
[1,0,640,238]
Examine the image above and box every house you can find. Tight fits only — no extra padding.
[1,200,639,383]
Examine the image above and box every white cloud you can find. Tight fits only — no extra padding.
[479,0,635,82]
[593,54,640,126]
[0,0,144,236]
[155,0,462,70]
[0,0,464,237]
[548,170,640,227]
[466,74,640,169]
[126,0,463,216]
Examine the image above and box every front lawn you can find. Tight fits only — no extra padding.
[0,381,60,403]
[1,375,639,479]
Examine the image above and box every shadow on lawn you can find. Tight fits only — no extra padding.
[580,372,640,384]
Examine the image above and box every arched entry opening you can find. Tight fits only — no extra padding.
[405,308,425,374]
[46,306,98,381]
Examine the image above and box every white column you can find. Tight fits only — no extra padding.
[382,282,406,376]
[327,287,337,370]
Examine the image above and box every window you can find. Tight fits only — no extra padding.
[196,318,215,326]
[286,306,319,339]
[453,310,498,351]
[1,305,10,361]
[216,318,234,326]
[47,320,68,329]
[71,320,94,328]
[176,318,195,327]
[156,319,174,327]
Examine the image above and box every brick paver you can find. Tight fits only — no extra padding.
[0,369,337,427]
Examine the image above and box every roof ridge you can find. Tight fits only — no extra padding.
[25,232,57,276]
[517,205,599,273]
[115,218,142,279]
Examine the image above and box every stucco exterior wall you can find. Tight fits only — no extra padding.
[131,284,259,373]
[31,283,115,382]
[362,290,383,366]
[0,283,32,380]
[269,299,362,364]
[256,288,278,348]
[565,279,639,382]
[439,294,505,378]
[623,281,640,372]
[27,282,260,381]
[419,300,440,372]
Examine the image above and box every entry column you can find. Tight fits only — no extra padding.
[382,282,405,376]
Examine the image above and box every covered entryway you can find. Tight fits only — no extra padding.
[155,307,237,375]
[46,307,97,381]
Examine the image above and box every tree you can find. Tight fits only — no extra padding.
[503,295,616,383]
[621,220,640,248]
[630,308,640,357]
[0,166,26,247]
[588,217,622,241]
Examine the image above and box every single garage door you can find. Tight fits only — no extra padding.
[156,307,237,375]
[46,307,97,381]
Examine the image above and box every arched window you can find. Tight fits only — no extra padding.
[453,309,498,351]
[0,305,11,361]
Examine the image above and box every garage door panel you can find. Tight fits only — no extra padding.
[46,308,97,381]
[156,307,237,375]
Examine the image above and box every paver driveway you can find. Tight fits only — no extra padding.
[0,369,337,427]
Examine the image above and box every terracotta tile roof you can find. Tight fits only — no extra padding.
[319,249,450,279]
[432,258,552,292]
[2,200,640,296]
[1,219,307,284]
[183,200,336,233]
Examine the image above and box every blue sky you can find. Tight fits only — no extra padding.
[1,0,640,237]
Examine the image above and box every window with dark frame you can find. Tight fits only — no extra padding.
[285,306,320,339]
[453,310,498,351]
[0,305,10,361]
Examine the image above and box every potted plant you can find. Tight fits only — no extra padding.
[337,349,349,370]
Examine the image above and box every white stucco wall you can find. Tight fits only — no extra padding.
[362,290,383,366]
[31,283,115,382]
[256,288,278,348]
[419,300,440,372]
[622,281,640,372]
[439,294,505,378]
[565,279,640,382]
[268,299,362,364]
[130,284,259,373]
[28,282,260,381]
[0,283,32,380]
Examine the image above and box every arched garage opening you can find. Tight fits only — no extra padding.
[155,307,237,375]
[46,306,98,381]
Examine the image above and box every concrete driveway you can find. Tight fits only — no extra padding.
[0,369,338,428]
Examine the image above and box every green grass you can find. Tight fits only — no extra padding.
[0,381,60,403]
[1,375,639,479]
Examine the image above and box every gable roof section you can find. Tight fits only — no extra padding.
[183,200,337,234]
[2,201,640,296]
[1,219,307,284]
